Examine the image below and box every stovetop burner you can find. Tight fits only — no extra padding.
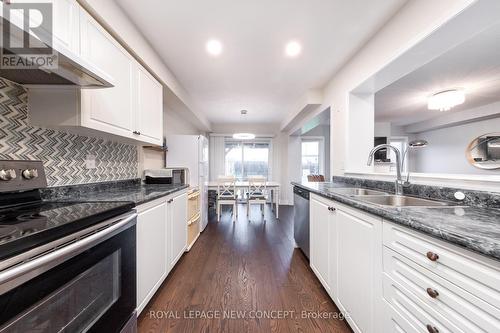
[0,200,135,261]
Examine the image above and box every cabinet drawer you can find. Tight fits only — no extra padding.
[383,275,461,333]
[383,222,500,310]
[384,247,500,332]
[382,300,420,333]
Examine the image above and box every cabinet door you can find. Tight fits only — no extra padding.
[169,193,187,268]
[136,202,167,314]
[79,10,136,138]
[52,0,80,54]
[309,197,331,293]
[136,64,163,145]
[336,208,382,333]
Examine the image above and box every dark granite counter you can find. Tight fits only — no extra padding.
[292,181,500,261]
[41,179,189,206]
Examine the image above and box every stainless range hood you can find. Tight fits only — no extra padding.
[0,4,114,88]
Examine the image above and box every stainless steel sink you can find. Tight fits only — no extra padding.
[354,195,454,207]
[329,188,388,196]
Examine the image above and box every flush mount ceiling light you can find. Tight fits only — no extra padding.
[206,39,222,56]
[285,40,302,57]
[233,133,256,140]
[427,89,465,111]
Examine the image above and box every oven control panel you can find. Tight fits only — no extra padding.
[0,160,47,192]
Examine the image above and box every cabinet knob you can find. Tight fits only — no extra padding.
[0,169,16,181]
[426,288,439,298]
[133,131,141,135]
[22,168,38,180]
[426,324,439,333]
[328,206,336,211]
[426,251,439,262]
[167,199,173,203]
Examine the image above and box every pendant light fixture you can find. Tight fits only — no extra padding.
[233,110,256,140]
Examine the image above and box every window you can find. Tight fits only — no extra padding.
[224,139,271,180]
[301,138,324,182]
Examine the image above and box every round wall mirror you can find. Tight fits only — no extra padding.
[466,133,500,170]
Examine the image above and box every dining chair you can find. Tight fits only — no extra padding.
[247,176,267,219]
[216,176,237,222]
[307,174,325,182]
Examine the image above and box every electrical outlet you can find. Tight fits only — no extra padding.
[85,154,96,169]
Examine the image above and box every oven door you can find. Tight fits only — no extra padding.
[0,214,137,333]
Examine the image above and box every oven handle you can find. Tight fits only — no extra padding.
[0,213,137,286]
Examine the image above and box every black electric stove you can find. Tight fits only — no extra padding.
[0,160,137,333]
[0,192,134,261]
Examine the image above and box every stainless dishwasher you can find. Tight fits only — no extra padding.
[293,186,310,259]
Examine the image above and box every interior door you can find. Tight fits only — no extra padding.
[136,65,163,145]
[80,10,135,138]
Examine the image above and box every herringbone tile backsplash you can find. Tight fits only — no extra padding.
[0,78,138,186]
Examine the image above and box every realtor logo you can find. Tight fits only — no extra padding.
[1,2,58,69]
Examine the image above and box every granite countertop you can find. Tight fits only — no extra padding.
[42,179,189,206]
[292,181,500,261]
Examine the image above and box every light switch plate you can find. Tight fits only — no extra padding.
[85,154,96,169]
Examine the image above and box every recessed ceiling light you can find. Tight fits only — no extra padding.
[427,89,465,111]
[206,39,222,56]
[285,41,302,57]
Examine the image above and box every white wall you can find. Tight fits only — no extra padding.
[410,117,500,174]
[164,107,202,135]
[315,0,472,177]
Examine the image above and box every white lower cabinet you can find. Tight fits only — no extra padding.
[168,192,188,269]
[136,200,167,314]
[309,192,500,333]
[336,207,382,333]
[310,195,333,293]
[309,194,382,333]
[136,190,188,315]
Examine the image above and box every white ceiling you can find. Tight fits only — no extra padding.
[375,22,500,126]
[116,0,406,125]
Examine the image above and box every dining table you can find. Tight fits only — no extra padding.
[206,181,281,218]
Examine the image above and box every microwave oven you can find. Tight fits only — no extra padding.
[144,168,188,185]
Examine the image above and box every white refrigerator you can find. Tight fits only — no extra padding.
[165,135,209,231]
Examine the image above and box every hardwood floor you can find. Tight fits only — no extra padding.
[138,204,352,333]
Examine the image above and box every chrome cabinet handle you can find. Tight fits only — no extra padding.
[327,206,336,211]
[133,131,141,135]
[167,199,173,203]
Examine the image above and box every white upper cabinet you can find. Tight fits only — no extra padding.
[28,3,163,146]
[136,65,163,143]
[80,9,136,138]
[52,0,80,54]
